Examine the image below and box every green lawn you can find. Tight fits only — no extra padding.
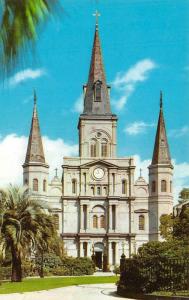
[0,275,118,294]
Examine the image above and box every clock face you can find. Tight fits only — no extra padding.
[93,168,104,179]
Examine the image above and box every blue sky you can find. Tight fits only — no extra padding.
[0,0,188,200]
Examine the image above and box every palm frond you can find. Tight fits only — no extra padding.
[0,0,60,75]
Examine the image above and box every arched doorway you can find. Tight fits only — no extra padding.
[94,242,104,269]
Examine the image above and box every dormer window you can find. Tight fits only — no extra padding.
[94,80,102,102]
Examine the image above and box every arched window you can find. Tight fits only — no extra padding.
[93,215,98,228]
[97,186,101,195]
[33,178,38,191]
[43,179,47,192]
[152,181,156,193]
[139,215,145,230]
[91,186,95,196]
[170,181,172,193]
[100,215,105,228]
[24,179,28,186]
[122,180,127,194]
[94,81,101,102]
[72,179,77,194]
[53,214,59,230]
[90,140,97,157]
[101,140,108,157]
[103,186,107,195]
[161,180,167,192]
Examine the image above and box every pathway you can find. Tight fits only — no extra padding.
[0,283,133,300]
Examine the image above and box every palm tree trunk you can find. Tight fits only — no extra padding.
[11,248,22,282]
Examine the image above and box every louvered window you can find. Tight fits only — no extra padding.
[33,178,38,191]
[139,215,145,230]
[95,82,101,102]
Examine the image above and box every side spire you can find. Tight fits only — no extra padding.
[24,91,46,164]
[151,91,171,165]
[83,12,111,115]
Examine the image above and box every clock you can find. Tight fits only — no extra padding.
[93,168,104,179]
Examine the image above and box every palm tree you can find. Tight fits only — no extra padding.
[0,185,56,282]
[0,0,59,74]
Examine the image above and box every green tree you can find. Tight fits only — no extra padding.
[137,240,188,260]
[179,188,189,203]
[173,205,189,241]
[0,185,56,282]
[159,214,174,240]
[0,0,59,74]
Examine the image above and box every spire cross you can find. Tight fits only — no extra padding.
[33,89,37,105]
[55,168,58,177]
[140,168,142,177]
[160,90,163,109]
[92,10,100,29]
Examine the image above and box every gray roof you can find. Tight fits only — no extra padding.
[151,92,172,165]
[24,93,46,164]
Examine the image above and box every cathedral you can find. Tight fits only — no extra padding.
[22,19,173,268]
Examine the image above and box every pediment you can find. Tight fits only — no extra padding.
[80,159,118,169]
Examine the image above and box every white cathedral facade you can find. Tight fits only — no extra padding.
[22,21,173,268]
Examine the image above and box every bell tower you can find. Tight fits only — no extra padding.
[78,14,118,159]
[148,92,173,241]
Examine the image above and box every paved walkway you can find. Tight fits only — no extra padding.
[0,283,132,300]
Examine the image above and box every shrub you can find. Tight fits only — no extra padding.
[118,241,189,293]
[35,254,95,276]
[61,257,95,276]
[35,253,63,270]
[113,265,120,275]
[22,260,37,278]
[0,266,11,280]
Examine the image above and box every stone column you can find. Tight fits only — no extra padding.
[114,205,117,231]
[80,204,84,231]
[87,241,91,257]
[130,236,136,256]
[79,241,83,257]
[115,242,120,265]
[109,204,112,231]
[86,205,90,230]
[108,241,112,266]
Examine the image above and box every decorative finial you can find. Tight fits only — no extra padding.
[92,10,101,30]
[34,89,37,105]
[160,90,163,109]
[55,168,58,177]
[140,168,142,178]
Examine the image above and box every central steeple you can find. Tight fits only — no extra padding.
[83,13,112,116]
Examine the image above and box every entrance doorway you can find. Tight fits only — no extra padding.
[93,242,104,270]
[95,252,102,269]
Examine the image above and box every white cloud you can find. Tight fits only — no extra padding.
[133,154,189,204]
[9,68,46,86]
[112,59,157,110]
[169,126,189,138]
[0,134,78,187]
[72,95,83,113]
[133,154,151,181]
[124,121,155,135]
